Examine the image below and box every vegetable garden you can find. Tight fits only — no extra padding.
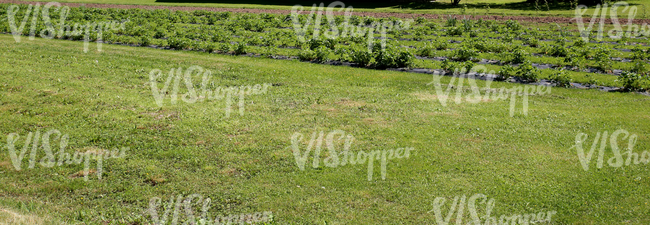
[2,3,650,92]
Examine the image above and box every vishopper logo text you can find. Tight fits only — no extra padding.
[6,2,128,52]
[5,129,127,181]
[427,66,551,117]
[575,2,650,41]
[291,1,412,52]
[572,129,647,171]
[149,66,271,118]
[428,194,556,225]
[148,193,273,225]
[291,130,414,181]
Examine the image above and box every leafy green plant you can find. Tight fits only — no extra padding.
[549,69,573,88]
[168,37,190,50]
[205,43,217,53]
[314,46,331,62]
[447,27,463,36]
[425,22,440,30]
[632,59,649,74]
[453,46,478,61]
[298,48,317,61]
[545,40,568,57]
[374,47,414,69]
[593,47,614,72]
[234,43,247,55]
[632,47,649,60]
[505,20,522,32]
[445,17,458,27]
[461,19,474,32]
[140,36,152,46]
[434,39,449,50]
[501,47,527,64]
[514,61,540,83]
[415,17,426,24]
[417,44,436,57]
[497,65,515,81]
[573,38,587,47]
[524,38,539,47]
[564,53,585,71]
[307,38,335,50]
[349,49,373,67]
[218,43,231,53]
[617,72,648,91]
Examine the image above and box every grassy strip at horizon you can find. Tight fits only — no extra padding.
[1,34,650,224]
[10,0,650,18]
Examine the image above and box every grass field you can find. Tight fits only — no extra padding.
[11,0,650,18]
[1,31,650,224]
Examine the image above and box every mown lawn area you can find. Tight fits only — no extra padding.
[0,34,649,224]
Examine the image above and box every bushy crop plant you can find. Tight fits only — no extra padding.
[417,44,437,57]
[349,48,373,67]
[593,47,616,72]
[515,61,541,83]
[617,72,649,92]
[549,69,573,87]
[544,39,568,57]
[461,19,475,32]
[632,59,649,74]
[314,46,332,62]
[433,39,449,50]
[447,27,464,36]
[298,48,317,61]
[564,53,586,71]
[573,38,588,47]
[501,47,528,64]
[234,43,247,55]
[505,20,522,32]
[445,17,458,27]
[497,65,516,81]
[372,44,414,69]
[453,45,479,61]
[632,47,649,60]
[218,43,231,53]
[307,39,336,50]
[168,37,191,50]
[524,37,540,47]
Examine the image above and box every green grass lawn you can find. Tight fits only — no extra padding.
[11,0,650,18]
[1,34,650,224]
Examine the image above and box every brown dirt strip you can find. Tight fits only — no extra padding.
[1,0,649,25]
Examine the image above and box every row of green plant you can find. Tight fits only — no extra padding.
[1,3,648,90]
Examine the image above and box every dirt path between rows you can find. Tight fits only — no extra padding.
[2,0,650,25]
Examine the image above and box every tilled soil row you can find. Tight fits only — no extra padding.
[2,0,650,25]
